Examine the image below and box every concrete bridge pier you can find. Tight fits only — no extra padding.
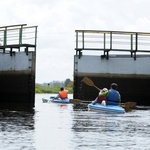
[73,30,150,106]
[0,24,37,110]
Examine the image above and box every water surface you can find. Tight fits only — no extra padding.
[0,94,150,150]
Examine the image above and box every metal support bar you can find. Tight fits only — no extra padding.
[82,31,84,49]
[130,34,133,57]
[110,32,112,50]
[103,33,106,56]
[3,28,7,46]
[25,47,29,55]
[19,26,23,45]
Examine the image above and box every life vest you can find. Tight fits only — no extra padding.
[106,89,119,105]
[59,90,68,99]
[97,96,106,103]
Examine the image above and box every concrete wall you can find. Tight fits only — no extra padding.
[74,55,150,106]
[74,55,150,75]
[0,52,33,71]
[0,52,36,110]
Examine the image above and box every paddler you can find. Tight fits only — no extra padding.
[100,83,121,105]
[92,88,108,105]
[54,87,68,100]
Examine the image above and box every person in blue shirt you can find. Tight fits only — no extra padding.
[99,83,121,105]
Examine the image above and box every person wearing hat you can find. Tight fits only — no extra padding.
[99,83,121,105]
[92,88,108,105]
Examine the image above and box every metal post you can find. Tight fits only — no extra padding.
[134,33,138,60]
[34,26,38,46]
[104,33,106,55]
[135,33,138,51]
[75,31,78,55]
[82,31,84,49]
[19,25,23,45]
[110,32,112,50]
[34,26,38,52]
[131,34,133,57]
[3,27,7,46]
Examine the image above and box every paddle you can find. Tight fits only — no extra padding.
[82,76,136,111]
[70,99,135,112]
[120,102,137,109]
[119,102,137,112]
[70,98,136,107]
[82,77,101,91]
[120,104,132,112]
[70,99,90,104]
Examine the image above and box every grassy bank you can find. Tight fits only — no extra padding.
[35,85,73,94]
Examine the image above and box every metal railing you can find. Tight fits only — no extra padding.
[0,24,38,52]
[75,30,150,59]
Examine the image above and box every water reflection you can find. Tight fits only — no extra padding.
[72,111,123,133]
[0,94,150,150]
[71,109,150,149]
[0,109,35,150]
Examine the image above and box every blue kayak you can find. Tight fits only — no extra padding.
[88,103,125,113]
[42,96,70,104]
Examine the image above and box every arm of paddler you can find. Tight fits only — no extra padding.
[99,91,109,97]
[52,94,60,101]
[119,94,121,102]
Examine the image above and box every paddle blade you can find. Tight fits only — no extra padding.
[82,77,94,86]
[121,105,132,112]
[82,77,101,91]
[120,102,137,112]
[124,102,137,108]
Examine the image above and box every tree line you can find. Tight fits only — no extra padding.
[36,78,73,88]
[35,78,73,93]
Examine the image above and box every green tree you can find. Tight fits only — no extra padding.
[64,78,71,87]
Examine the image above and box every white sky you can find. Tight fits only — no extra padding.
[1,0,150,83]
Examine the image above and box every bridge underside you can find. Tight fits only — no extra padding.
[0,73,35,110]
[74,74,150,106]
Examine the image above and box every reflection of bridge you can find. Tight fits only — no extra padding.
[74,30,150,106]
[0,24,38,110]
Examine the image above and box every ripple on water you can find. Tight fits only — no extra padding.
[0,94,150,150]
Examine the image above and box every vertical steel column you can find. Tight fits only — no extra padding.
[103,33,106,55]
[110,32,112,50]
[134,33,138,60]
[82,31,84,49]
[3,27,7,46]
[33,26,38,53]
[19,25,23,45]
[76,31,78,55]
[131,34,133,57]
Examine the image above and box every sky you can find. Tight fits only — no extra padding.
[1,0,150,83]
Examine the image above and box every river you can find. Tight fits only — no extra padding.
[0,94,150,150]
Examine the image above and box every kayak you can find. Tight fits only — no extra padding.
[42,96,70,104]
[88,103,125,113]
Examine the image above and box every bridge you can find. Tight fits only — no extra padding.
[0,24,37,110]
[74,30,150,106]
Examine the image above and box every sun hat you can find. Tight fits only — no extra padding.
[102,88,108,92]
